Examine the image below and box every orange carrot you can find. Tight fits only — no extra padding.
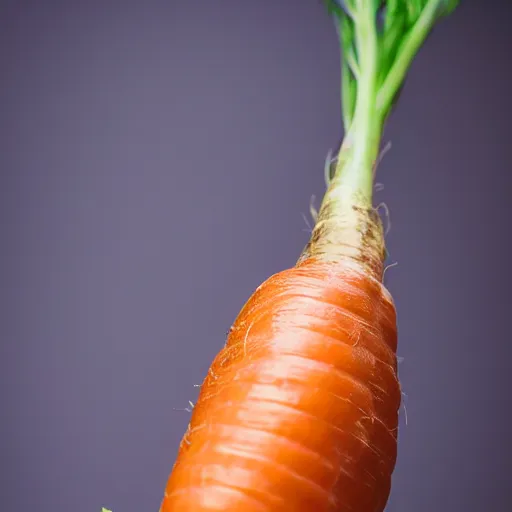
[161,255,399,511]
[158,2,460,511]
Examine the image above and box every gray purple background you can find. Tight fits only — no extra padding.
[2,1,511,511]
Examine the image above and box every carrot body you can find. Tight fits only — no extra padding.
[160,256,400,511]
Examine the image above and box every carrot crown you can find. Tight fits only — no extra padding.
[316,0,460,205]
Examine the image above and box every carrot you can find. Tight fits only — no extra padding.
[158,2,460,511]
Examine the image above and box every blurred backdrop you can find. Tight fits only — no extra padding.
[1,1,511,511]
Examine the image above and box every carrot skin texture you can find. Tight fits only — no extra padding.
[160,258,400,512]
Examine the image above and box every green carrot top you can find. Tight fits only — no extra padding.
[319,0,460,204]
[325,0,459,130]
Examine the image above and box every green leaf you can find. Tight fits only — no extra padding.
[323,0,345,18]
[405,0,424,25]
[378,11,407,83]
[340,14,357,130]
[383,0,400,32]
[101,508,112,512]
[437,0,460,17]
[323,0,460,23]
[372,0,385,12]
[340,11,354,48]
[321,0,461,123]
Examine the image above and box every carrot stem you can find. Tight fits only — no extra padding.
[307,0,461,278]
[337,2,380,205]
[377,0,452,118]
[339,15,357,133]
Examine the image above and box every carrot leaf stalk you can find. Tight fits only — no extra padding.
[300,0,459,279]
